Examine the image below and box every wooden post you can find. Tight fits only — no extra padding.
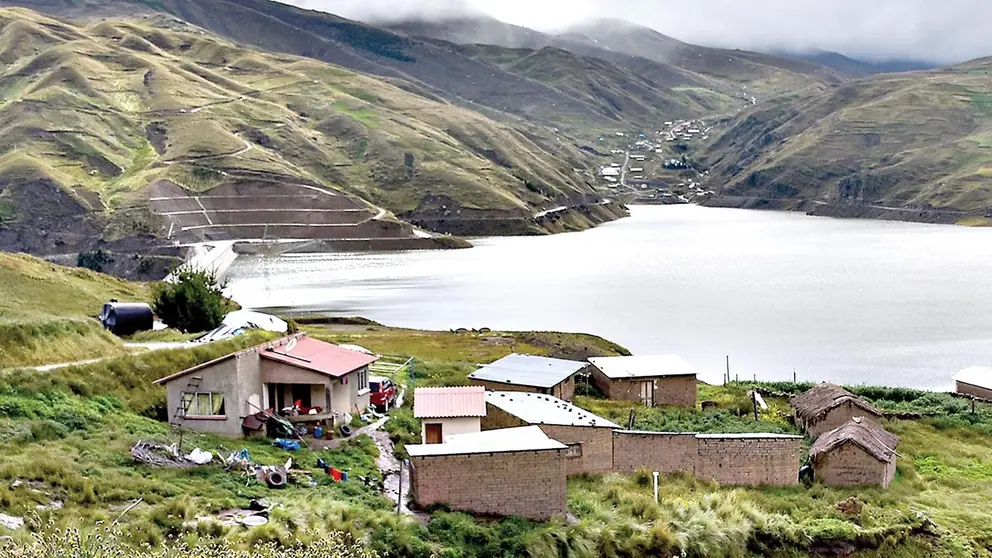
[397,460,403,515]
[793,368,797,383]
[752,391,759,421]
[973,398,977,415]
[725,356,730,385]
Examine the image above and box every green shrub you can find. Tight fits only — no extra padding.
[152,269,227,333]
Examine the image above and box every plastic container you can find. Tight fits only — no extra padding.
[341,471,349,482]
[314,426,324,439]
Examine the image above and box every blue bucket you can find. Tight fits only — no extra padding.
[314,426,324,439]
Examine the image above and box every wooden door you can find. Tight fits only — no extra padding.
[640,381,654,407]
[425,423,443,444]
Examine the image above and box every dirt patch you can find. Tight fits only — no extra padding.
[145,122,167,155]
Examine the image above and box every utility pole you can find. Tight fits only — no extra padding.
[725,355,730,385]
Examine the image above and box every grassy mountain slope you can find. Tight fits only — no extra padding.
[0,7,621,257]
[0,251,148,368]
[773,50,938,78]
[389,16,842,106]
[703,58,992,213]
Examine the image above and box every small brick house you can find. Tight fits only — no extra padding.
[588,355,697,408]
[413,386,486,444]
[809,417,899,487]
[952,366,992,400]
[790,383,882,438]
[482,391,620,475]
[407,426,567,520]
[154,334,377,437]
[468,354,587,401]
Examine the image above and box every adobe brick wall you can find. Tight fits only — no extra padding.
[470,379,543,394]
[409,449,566,520]
[813,442,895,487]
[802,402,880,438]
[555,376,576,402]
[612,431,697,475]
[956,381,992,401]
[695,436,801,486]
[539,424,615,475]
[481,404,528,430]
[483,406,614,475]
[612,431,801,486]
[590,368,696,408]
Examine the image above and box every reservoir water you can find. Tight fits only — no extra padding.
[226,205,992,390]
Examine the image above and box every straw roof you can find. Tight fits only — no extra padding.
[809,417,899,463]
[790,383,881,424]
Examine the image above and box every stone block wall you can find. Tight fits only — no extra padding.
[540,424,615,475]
[612,431,801,486]
[612,431,697,474]
[695,435,801,486]
[410,449,566,520]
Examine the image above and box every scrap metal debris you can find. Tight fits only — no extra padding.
[130,441,208,468]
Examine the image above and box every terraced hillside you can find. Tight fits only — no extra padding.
[702,58,992,219]
[0,8,624,261]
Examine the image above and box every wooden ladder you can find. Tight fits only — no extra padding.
[174,376,202,451]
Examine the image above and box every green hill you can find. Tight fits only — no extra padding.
[703,59,992,216]
[0,7,625,260]
[0,251,147,368]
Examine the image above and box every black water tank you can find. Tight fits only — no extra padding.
[100,302,153,336]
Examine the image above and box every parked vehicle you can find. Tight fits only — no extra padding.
[369,376,396,411]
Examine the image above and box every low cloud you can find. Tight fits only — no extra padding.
[289,0,992,64]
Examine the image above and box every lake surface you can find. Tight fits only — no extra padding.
[226,205,992,390]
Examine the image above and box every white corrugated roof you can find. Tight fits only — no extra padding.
[485,391,619,429]
[406,426,566,457]
[953,366,992,390]
[468,354,587,389]
[588,355,696,379]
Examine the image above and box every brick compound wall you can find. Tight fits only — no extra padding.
[410,449,566,520]
[612,431,802,486]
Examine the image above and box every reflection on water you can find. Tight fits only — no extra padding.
[227,205,992,390]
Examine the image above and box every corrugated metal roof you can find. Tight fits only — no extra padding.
[260,336,379,378]
[414,386,486,418]
[485,391,619,429]
[467,353,587,389]
[406,426,566,457]
[953,366,992,390]
[588,355,696,379]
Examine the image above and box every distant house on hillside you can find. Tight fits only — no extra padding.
[413,386,486,444]
[468,354,589,402]
[588,355,697,408]
[154,334,377,437]
[809,417,899,487]
[952,366,992,399]
[790,383,882,438]
[483,391,619,475]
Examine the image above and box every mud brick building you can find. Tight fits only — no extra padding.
[407,426,567,520]
[588,355,697,408]
[790,383,882,438]
[468,354,587,401]
[952,366,992,400]
[809,417,899,487]
[482,391,620,475]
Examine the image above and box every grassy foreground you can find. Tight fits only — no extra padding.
[2,276,992,556]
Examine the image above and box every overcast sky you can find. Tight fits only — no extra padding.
[288,0,992,64]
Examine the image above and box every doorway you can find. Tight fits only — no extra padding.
[425,423,443,444]
[639,381,654,407]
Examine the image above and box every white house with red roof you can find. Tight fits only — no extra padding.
[154,333,379,437]
[413,386,486,444]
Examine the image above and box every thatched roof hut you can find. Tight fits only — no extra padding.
[809,417,899,487]
[790,383,881,437]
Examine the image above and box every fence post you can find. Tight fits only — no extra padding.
[653,471,659,503]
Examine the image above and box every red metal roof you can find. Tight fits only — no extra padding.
[414,386,486,418]
[260,336,379,378]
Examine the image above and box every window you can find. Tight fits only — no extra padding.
[357,368,369,391]
[565,444,583,458]
[181,392,226,417]
[369,381,381,392]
